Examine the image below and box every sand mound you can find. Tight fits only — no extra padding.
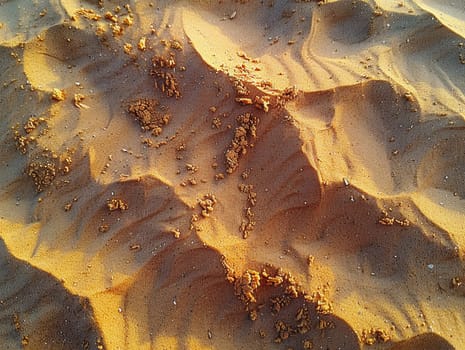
[1,0,464,349]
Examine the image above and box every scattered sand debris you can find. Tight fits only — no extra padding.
[361,328,391,345]
[170,39,183,50]
[460,53,465,65]
[107,198,128,211]
[74,8,102,21]
[151,53,180,98]
[238,184,257,239]
[154,71,180,98]
[258,80,272,89]
[222,260,329,347]
[95,24,106,36]
[235,97,253,105]
[23,116,46,134]
[12,313,21,331]
[152,54,176,69]
[61,155,72,174]
[170,228,181,239]
[241,168,250,179]
[121,15,133,26]
[190,213,200,231]
[198,194,217,217]
[21,336,29,346]
[129,244,141,251]
[378,210,410,226]
[27,152,58,192]
[73,93,88,109]
[236,50,252,61]
[276,86,298,107]
[13,117,48,154]
[14,132,30,154]
[232,79,249,96]
[104,11,118,23]
[180,178,197,186]
[63,197,78,212]
[110,23,123,36]
[307,255,315,266]
[450,276,464,289]
[303,339,313,349]
[137,37,147,51]
[211,117,222,129]
[254,95,271,112]
[12,313,29,346]
[123,43,133,54]
[234,269,261,304]
[101,162,111,174]
[403,91,415,102]
[270,293,293,314]
[161,39,183,50]
[51,88,65,101]
[186,163,198,174]
[274,320,292,343]
[124,4,133,13]
[141,138,153,147]
[225,113,259,174]
[296,306,311,334]
[128,98,170,136]
[318,318,335,330]
[304,289,333,314]
[14,117,73,192]
[249,309,258,321]
[98,224,109,233]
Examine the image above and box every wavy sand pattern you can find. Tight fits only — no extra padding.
[0,0,464,349]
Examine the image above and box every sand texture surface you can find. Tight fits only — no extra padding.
[1,0,464,349]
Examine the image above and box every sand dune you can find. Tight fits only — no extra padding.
[1,0,464,349]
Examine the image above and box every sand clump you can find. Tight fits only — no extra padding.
[198,193,217,218]
[225,113,259,174]
[51,88,66,101]
[127,98,170,136]
[12,115,75,192]
[361,328,391,346]
[27,153,58,193]
[223,259,336,347]
[151,53,181,98]
[238,183,257,239]
[12,116,47,154]
[106,198,128,212]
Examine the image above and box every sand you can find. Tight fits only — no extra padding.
[0,0,464,349]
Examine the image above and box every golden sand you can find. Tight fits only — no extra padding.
[0,1,464,349]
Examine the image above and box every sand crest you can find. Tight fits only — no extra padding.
[1,0,464,349]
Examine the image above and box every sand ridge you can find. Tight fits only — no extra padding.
[0,0,465,349]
